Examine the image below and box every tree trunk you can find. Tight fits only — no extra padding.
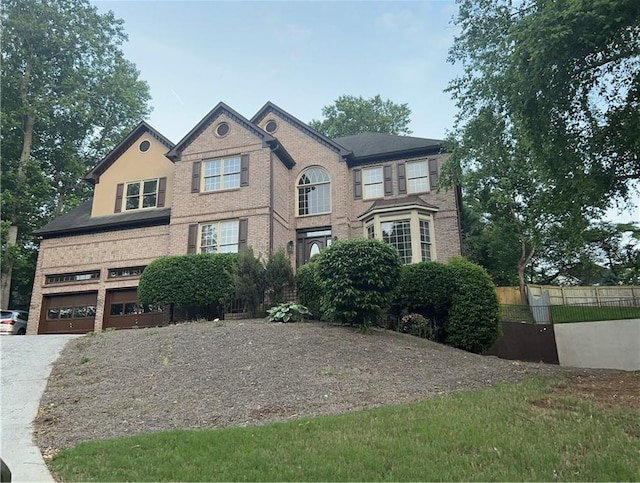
[3,58,37,309]
[0,226,18,309]
[517,238,535,306]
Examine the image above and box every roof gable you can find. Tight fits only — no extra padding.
[85,121,174,184]
[252,101,352,158]
[167,102,275,160]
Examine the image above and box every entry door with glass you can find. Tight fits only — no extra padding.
[296,228,332,267]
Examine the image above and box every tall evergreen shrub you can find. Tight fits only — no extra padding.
[316,238,401,329]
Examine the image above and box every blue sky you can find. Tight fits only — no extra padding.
[93,0,637,223]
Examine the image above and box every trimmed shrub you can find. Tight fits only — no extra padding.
[138,253,237,319]
[391,261,455,335]
[232,247,266,316]
[316,238,401,329]
[445,257,500,353]
[265,248,295,305]
[296,260,323,320]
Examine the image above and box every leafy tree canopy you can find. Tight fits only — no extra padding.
[1,0,151,308]
[447,0,640,211]
[309,94,412,137]
[443,0,639,297]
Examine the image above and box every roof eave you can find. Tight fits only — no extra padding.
[35,212,171,239]
[357,203,439,221]
[347,145,445,167]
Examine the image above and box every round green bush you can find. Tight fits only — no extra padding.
[316,238,401,328]
[391,261,455,323]
[445,257,500,353]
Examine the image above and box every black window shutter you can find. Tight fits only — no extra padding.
[157,177,167,207]
[187,224,198,254]
[383,165,393,196]
[191,161,201,193]
[114,183,124,213]
[353,169,362,199]
[240,154,249,187]
[397,163,406,194]
[238,219,248,251]
[429,159,439,190]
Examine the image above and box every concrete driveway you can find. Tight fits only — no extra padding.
[1,335,81,482]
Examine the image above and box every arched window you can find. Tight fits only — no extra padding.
[297,167,331,216]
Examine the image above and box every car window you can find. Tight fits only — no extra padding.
[1,311,12,318]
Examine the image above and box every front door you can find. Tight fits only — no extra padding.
[296,228,332,267]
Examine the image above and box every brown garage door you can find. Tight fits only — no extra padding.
[103,289,164,330]
[40,292,97,334]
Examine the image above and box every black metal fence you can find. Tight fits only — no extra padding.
[500,298,640,324]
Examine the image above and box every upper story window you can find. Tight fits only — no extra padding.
[114,177,166,214]
[297,167,331,216]
[363,166,384,200]
[125,179,159,210]
[406,160,429,194]
[200,220,240,253]
[203,156,241,192]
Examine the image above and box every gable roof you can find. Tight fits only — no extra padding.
[35,200,171,238]
[166,102,295,168]
[252,101,352,158]
[334,133,443,165]
[85,121,175,184]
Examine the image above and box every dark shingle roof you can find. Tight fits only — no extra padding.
[333,132,443,163]
[35,200,171,238]
[357,195,439,220]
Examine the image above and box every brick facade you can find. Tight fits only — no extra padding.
[28,102,462,334]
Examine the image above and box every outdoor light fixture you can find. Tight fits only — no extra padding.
[286,240,294,254]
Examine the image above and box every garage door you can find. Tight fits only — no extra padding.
[39,292,97,334]
[103,289,164,330]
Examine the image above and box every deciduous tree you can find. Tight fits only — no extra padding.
[309,95,412,137]
[1,0,151,308]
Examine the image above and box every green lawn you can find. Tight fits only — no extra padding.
[49,378,639,482]
[551,305,640,323]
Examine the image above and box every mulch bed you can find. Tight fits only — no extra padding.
[34,320,637,456]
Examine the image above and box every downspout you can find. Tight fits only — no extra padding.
[269,151,274,255]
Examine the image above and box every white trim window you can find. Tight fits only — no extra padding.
[199,220,240,253]
[364,211,435,264]
[297,167,331,216]
[125,179,158,210]
[381,219,413,264]
[203,156,241,192]
[363,166,384,199]
[406,160,429,194]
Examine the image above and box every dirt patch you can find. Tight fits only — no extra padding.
[553,371,640,409]
[34,320,636,456]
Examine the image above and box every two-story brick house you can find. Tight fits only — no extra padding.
[28,101,461,334]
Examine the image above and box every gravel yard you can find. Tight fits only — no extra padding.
[34,320,634,455]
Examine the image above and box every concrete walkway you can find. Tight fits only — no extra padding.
[1,335,81,482]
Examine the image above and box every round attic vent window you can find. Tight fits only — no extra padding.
[139,140,151,152]
[265,120,278,133]
[216,122,230,137]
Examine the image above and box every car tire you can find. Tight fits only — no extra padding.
[16,328,26,335]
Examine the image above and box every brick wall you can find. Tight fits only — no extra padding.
[28,225,170,334]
